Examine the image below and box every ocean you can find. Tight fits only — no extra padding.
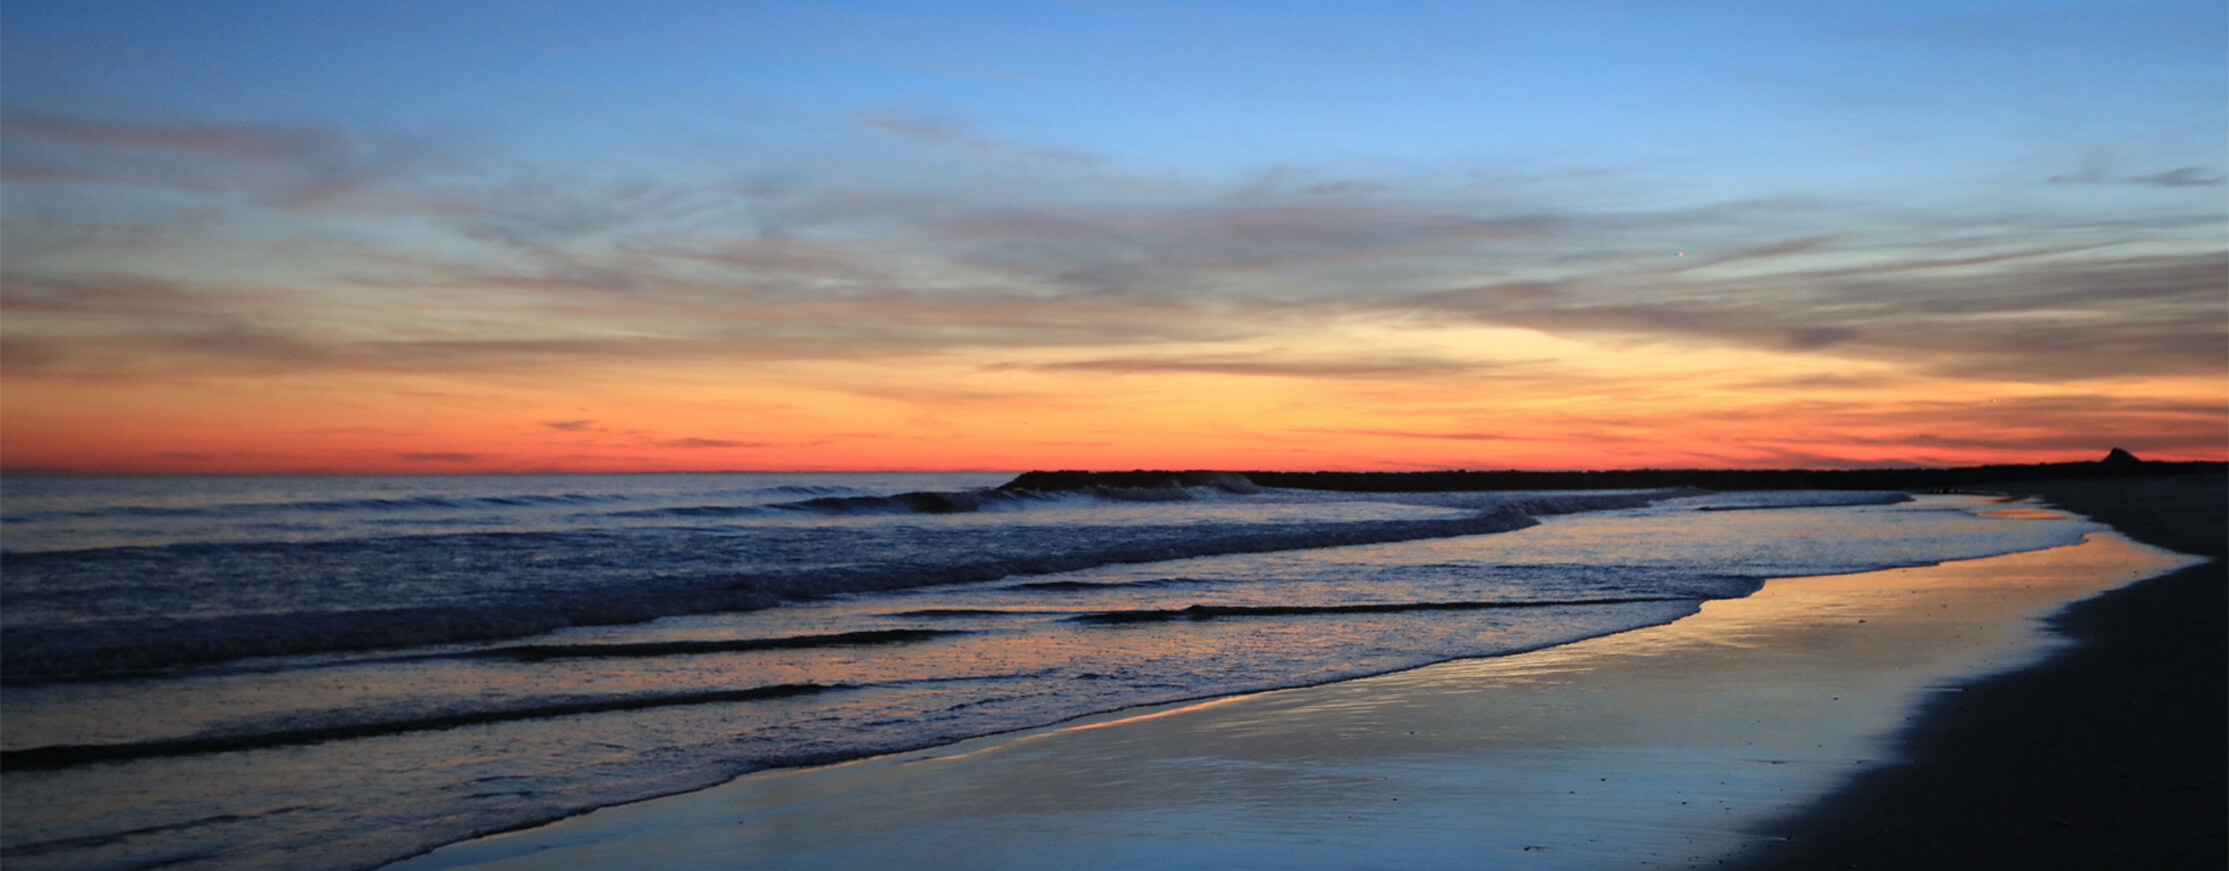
[0,473,2099,871]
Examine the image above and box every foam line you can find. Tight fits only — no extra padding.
[1071,596,1697,624]
[0,683,848,772]
[464,629,969,661]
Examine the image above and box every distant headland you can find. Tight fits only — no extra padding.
[1000,449,2225,494]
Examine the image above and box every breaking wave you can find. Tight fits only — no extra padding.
[1069,595,1706,624]
[2,493,1670,681]
[0,682,847,771]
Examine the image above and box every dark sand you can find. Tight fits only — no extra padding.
[1735,471,2228,869]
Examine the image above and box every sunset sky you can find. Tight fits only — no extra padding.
[4,1,2223,474]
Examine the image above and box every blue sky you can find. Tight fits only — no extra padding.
[3,1,2223,472]
[12,2,2216,183]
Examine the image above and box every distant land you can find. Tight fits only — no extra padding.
[1001,449,2226,494]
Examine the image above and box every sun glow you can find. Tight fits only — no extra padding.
[3,3,2221,475]
[9,307,2218,475]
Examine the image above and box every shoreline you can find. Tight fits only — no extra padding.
[383,488,2205,870]
[1732,471,2227,869]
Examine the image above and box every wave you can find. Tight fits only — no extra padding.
[4,485,887,526]
[622,482,1233,519]
[752,484,878,498]
[1,492,1667,681]
[0,809,298,859]
[605,488,1026,518]
[459,628,968,662]
[0,581,783,683]
[2,493,637,528]
[1006,577,1206,592]
[772,490,1003,515]
[0,682,847,772]
[1069,595,1700,624]
[1692,492,1915,511]
[883,609,1021,618]
[733,503,1553,600]
[665,473,1266,518]
[998,470,1262,495]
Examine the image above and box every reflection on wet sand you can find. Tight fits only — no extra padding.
[387,520,2197,871]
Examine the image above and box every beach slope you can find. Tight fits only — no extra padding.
[1734,471,2227,869]
[384,482,2211,870]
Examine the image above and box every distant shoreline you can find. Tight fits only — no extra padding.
[1001,454,2226,494]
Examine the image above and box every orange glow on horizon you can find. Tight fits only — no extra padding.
[4,9,2221,479]
[7,321,2222,476]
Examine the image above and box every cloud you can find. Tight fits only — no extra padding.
[1398,251,2227,382]
[859,112,1003,155]
[857,111,1103,171]
[1,268,1258,378]
[1,111,448,208]
[1307,428,1519,441]
[2125,167,2226,188]
[838,382,1056,408]
[12,229,2217,393]
[0,310,1148,382]
[657,438,766,448]
[1685,235,1836,269]
[1632,391,2229,463]
[0,338,64,372]
[3,106,2219,420]
[439,177,739,257]
[1019,354,1505,380]
[2045,151,2223,189]
[2046,151,2111,185]
[0,272,288,318]
[5,111,350,161]
[1781,326,1858,350]
[541,420,600,432]
[932,201,1554,297]
[683,238,881,281]
[1729,372,1906,392]
[398,452,477,463]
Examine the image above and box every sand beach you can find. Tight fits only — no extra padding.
[384,472,2224,870]
[1735,472,2227,869]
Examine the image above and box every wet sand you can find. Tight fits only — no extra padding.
[1734,472,2227,870]
[386,493,2203,870]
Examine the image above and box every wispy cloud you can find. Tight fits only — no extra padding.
[9,206,2218,393]
[1305,428,1521,442]
[931,201,1554,296]
[1683,235,1836,269]
[1016,354,1506,380]
[2046,150,2113,186]
[1,111,450,208]
[860,112,1004,156]
[2046,151,2224,189]
[6,111,352,162]
[859,111,1103,170]
[1,273,246,315]
[2126,167,2226,188]
[3,96,2219,470]
[1399,252,2227,381]
[657,438,765,449]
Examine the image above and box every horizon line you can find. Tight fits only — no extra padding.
[6,454,2215,479]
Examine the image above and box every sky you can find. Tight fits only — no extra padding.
[2,0,2224,474]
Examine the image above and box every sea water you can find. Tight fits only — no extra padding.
[0,473,2099,871]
